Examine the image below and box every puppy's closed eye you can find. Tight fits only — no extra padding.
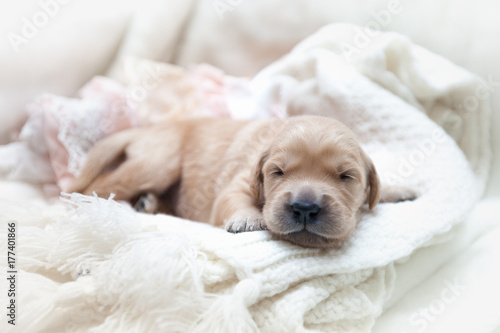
[270,167,285,177]
[339,173,352,181]
[338,170,359,182]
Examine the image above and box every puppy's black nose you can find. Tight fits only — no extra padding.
[291,201,320,223]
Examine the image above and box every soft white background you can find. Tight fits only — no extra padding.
[1,1,499,332]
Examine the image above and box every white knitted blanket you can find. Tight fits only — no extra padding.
[1,24,490,333]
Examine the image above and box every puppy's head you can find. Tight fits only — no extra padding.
[251,116,380,248]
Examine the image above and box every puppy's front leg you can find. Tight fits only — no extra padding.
[379,184,418,203]
[210,174,267,233]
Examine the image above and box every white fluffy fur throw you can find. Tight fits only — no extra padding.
[0,24,490,333]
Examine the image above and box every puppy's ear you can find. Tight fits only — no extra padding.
[365,157,381,210]
[250,150,269,207]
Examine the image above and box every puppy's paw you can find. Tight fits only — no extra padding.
[134,193,159,213]
[225,215,267,233]
[380,185,418,203]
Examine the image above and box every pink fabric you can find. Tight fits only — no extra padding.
[189,64,233,117]
[189,64,267,119]
[11,77,135,193]
[0,61,282,198]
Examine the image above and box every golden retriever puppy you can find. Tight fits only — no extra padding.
[68,116,412,248]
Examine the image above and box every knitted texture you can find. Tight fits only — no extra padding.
[0,24,489,333]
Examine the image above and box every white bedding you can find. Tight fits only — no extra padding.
[1,1,500,332]
[374,198,500,333]
[0,23,493,332]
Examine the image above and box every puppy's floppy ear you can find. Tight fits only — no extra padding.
[365,157,381,210]
[250,150,269,207]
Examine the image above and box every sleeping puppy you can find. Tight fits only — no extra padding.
[68,116,414,248]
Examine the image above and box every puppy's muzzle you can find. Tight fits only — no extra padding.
[290,200,321,224]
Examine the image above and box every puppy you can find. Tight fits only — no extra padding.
[68,116,412,248]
